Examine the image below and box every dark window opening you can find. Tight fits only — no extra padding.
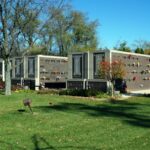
[0,62,2,75]
[28,57,35,78]
[72,54,83,78]
[93,53,105,79]
[15,58,23,78]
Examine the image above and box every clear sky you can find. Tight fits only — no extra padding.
[72,0,150,49]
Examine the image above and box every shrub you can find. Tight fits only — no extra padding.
[59,89,106,97]
[96,92,110,98]
[143,94,150,97]
[11,85,22,91]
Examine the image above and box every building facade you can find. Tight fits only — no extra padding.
[0,55,68,90]
[67,50,150,92]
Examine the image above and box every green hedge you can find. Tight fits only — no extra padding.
[36,89,109,98]
[59,89,107,97]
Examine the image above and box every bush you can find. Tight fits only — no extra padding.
[59,89,105,97]
[143,94,150,97]
[11,84,22,91]
[96,92,110,98]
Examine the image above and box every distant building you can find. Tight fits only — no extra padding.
[0,55,68,90]
[67,50,150,92]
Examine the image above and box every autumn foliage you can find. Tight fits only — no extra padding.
[99,61,111,80]
[99,60,126,81]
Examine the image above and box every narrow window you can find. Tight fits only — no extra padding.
[28,57,35,78]
[0,62,2,75]
[72,54,82,78]
[93,53,105,79]
[15,58,23,78]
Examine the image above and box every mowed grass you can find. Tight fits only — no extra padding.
[0,92,150,150]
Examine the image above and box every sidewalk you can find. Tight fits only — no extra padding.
[120,89,150,100]
[129,89,150,95]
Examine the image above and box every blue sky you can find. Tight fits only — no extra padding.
[72,0,150,49]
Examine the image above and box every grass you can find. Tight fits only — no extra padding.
[0,91,150,150]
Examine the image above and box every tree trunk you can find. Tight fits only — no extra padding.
[5,58,11,95]
[111,82,114,97]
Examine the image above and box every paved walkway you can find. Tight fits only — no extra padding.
[120,89,150,100]
[129,89,150,94]
[121,94,132,99]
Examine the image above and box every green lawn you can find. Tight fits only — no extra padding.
[0,91,150,150]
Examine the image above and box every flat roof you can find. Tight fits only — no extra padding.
[110,50,150,57]
[38,55,68,59]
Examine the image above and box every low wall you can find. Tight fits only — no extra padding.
[67,79,107,92]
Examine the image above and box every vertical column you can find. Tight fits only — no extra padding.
[35,55,40,90]
[88,52,93,79]
[68,54,72,79]
[24,56,28,79]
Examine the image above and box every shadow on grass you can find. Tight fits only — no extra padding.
[32,134,56,150]
[32,134,100,150]
[34,100,150,128]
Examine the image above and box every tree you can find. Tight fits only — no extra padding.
[143,42,150,55]
[135,47,144,54]
[25,0,70,55]
[0,0,42,95]
[53,6,73,56]
[144,49,150,55]
[114,41,131,52]
[70,11,98,53]
[99,60,126,96]
[27,45,48,55]
[40,7,99,56]
[133,40,150,55]
[21,10,41,48]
